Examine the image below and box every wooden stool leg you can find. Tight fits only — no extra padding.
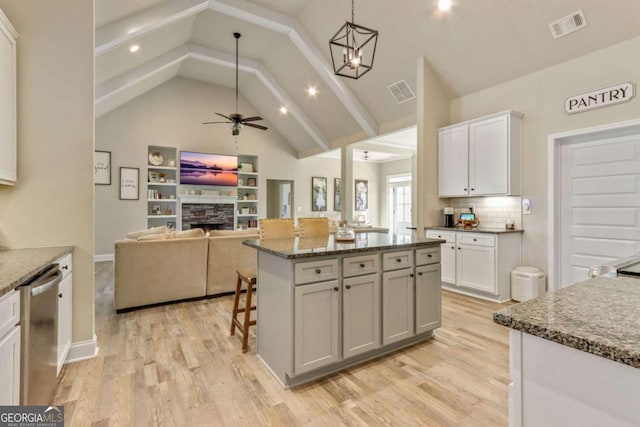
[241,281,253,353]
[230,274,242,336]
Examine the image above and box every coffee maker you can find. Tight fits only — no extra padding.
[444,207,455,227]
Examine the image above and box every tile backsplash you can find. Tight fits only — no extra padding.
[443,196,522,229]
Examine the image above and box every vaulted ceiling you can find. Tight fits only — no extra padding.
[95,0,640,157]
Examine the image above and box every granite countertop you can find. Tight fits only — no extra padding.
[244,233,445,259]
[426,226,524,234]
[0,246,74,298]
[494,276,640,369]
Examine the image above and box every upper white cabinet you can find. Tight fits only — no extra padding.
[438,111,522,197]
[0,9,17,186]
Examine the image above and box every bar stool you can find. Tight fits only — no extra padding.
[230,218,295,352]
[298,217,330,238]
[230,267,257,353]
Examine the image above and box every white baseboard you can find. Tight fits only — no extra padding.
[94,254,114,262]
[66,334,99,363]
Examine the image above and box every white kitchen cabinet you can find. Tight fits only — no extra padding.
[382,269,415,345]
[438,110,522,197]
[294,280,340,375]
[426,231,456,284]
[0,290,20,405]
[415,264,441,334]
[0,9,17,186]
[343,274,380,358]
[56,254,72,376]
[457,243,496,294]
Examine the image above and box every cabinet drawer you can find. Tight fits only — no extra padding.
[294,259,339,285]
[426,230,456,243]
[382,250,413,271]
[415,247,440,266]
[56,253,72,278]
[343,254,379,278]
[0,290,19,339]
[458,233,495,247]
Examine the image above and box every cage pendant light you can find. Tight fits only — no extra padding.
[329,0,378,79]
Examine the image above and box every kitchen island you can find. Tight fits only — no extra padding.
[494,276,640,427]
[244,233,444,387]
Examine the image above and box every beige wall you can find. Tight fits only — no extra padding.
[449,35,640,272]
[95,77,381,255]
[0,2,95,342]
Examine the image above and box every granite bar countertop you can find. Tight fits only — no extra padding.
[244,233,445,259]
[0,246,74,298]
[426,226,524,234]
[494,276,640,369]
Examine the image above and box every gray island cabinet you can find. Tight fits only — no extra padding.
[244,233,445,387]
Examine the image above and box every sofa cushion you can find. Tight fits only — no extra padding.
[172,228,205,239]
[137,233,171,241]
[209,228,258,237]
[126,225,168,239]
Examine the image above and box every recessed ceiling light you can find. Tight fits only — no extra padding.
[279,106,288,115]
[438,0,452,12]
[307,86,317,96]
[129,44,140,53]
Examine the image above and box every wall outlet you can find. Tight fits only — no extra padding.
[522,198,532,215]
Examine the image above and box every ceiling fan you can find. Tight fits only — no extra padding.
[202,32,268,136]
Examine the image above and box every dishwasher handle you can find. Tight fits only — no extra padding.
[29,268,62,297]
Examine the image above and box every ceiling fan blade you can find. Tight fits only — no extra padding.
[202,121,230,124]
[243,123,268,131]
[241,116,263,122]
[215,112,232,121]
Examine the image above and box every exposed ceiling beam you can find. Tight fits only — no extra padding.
[95,0,207,56]
[208,0,378,138]
[350,140,416,156]
[96,43,330,151]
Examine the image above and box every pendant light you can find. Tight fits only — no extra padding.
[329,0,379,79]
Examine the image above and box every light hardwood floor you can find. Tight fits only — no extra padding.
[54,262,513,426]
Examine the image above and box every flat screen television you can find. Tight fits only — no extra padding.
[179,151,238,186]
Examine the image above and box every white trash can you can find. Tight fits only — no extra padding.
[511,266,546,302]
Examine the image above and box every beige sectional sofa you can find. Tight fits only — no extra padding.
[114,228,259,311]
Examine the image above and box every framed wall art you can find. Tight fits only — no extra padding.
[355,179,368,211]
[334,178,342,211]
[120,167,139,200]
[311,176,327,211]
[94,150,111,185]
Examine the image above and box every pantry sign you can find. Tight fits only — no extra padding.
[565,82,635,114]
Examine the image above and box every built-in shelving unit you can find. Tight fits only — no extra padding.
[147,145,177,229]
[237,154,259,229]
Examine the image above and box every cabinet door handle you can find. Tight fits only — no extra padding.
[345,285,351,290]
[396,258,402,263]
[333,287,339,292]
[359,263,365,268]
[438,235,442,238]
[58,293,63,298]
[427,254,432,258]
[458,247,461,250]
[62,265,69,270]
[315,269,321,274]
[451,246,455,250]
[418,272,423,276]
[409,273,414,278]
[473,238,477,241]
[471,188,475,191]
[463,188,467,192]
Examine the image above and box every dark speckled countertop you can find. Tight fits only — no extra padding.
[494,276,640,369]
[426,226,524,234]
[244,233,444,259]
[0,246,73,297]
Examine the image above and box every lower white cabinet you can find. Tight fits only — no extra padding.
[294,280,340,375]
[415,264,441,334]
[382,269,415,345]
[57,274,72,375]
[343,274,380,358]
[457,243,495,293]
[0,290,20,405]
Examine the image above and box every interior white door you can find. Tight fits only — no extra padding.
[560,134,640,287]
[389,178,412,235]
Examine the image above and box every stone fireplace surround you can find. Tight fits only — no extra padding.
[178,195,236,231]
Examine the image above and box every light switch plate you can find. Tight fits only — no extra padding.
[297,206,302,212]
[522,198,532,215]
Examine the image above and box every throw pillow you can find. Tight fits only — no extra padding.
[171,228,205,239]
[209,228,258,237]
[126,225,168,239]
[137,233,170,241]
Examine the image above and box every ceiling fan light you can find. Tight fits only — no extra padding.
[307,86,317,96]
[279,106,288,114]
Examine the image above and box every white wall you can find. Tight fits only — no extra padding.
[449,35,640,272]
[0,2,95,343]
[95,77,381,255]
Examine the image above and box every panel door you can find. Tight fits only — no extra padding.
[560,134,640,287]
[57,274,72,375]
[415,264,441,334]
[382,269,414,345]
[469,115,508,195]
[457,244,496,294]
[0,326,20,405]
[294,280,340,375]
[438,125,469,197]
[343,274,380,358]
[0,20,16,185]
[440,243,457,285]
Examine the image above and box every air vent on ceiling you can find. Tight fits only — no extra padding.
[387,80,416,104]
[549,9,587,39]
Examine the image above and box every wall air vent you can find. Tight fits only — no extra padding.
[549,9,587,39]
[387,80,416,104]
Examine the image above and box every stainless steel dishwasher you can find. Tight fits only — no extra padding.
[20,263,61,405]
